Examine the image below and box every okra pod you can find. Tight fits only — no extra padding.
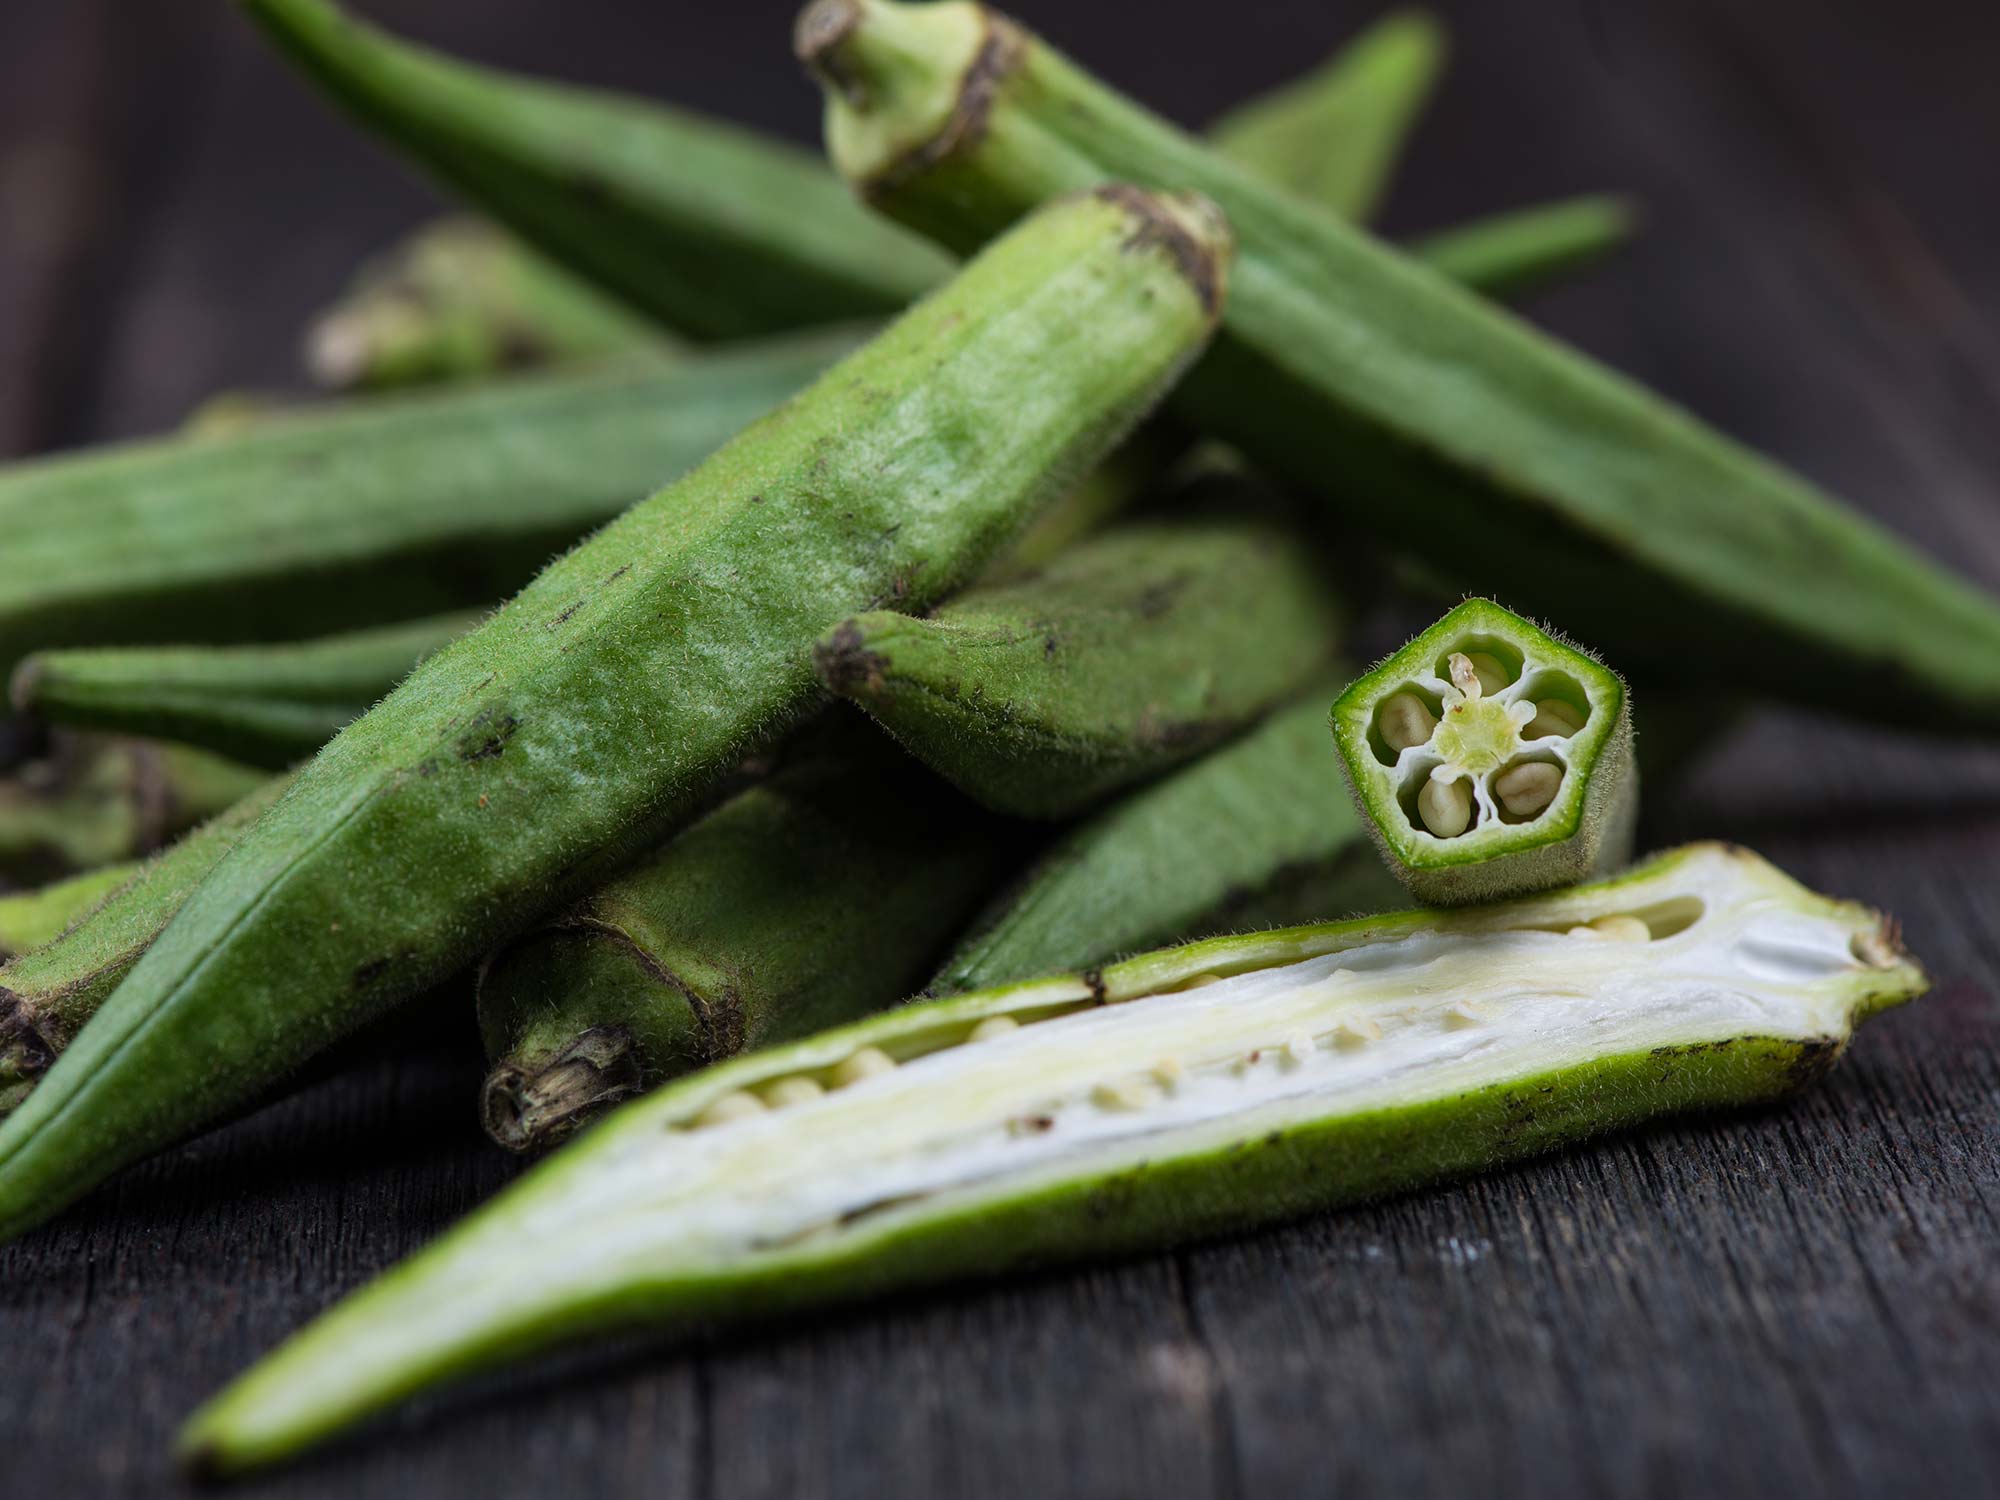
[180,842,1923,1474]
[0,330,857,681]
[0,778,289,1118]
[936,690,1403,994]
[0,864,140,962]
[0,736,269,883]
[0,189,1229,1243]
[13,611,487,770]
[1410,194,1637,301]
[309,218,671,391]
[815,509,1344,818]
[478,737,1014,1154]
[801,0,2000,732]
[1207,8,1443,222]
[1331,599,1637,904]
[240,0,952,340]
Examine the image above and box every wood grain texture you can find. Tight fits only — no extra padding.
[1,1,1996,1495]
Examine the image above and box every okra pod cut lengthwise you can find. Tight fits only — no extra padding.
[182,844,1924,1473]
[801,0,2000,733]
[0,188,1229,1242]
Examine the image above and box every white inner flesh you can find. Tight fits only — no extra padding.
[523,855,1872,1274]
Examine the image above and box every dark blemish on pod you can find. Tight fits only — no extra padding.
[351,958,391,990]
[549,601,584,628]
[813,620,891,696]
[1091,184,1225,319]
[1082,969,1107,1005]
[605,564,633,583]
[457,712,521,763]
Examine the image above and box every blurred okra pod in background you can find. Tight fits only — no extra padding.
[1410,194,1638,301]
[13,612,487,771]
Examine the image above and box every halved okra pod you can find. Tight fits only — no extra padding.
[0,330,858,681]
[0,188,1230,1244]
[799,0,2000,733]
[12,611,487,771]
[0,777,290,1118]
[180,843,1924,1475]
[478,736,1015,1154]
[815,508,1345,818]
[935,689,1404,994]
[308,218,673,391]
[1331,599,1636,904]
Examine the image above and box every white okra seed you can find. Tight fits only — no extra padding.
[1465,652,1511,695]
[1418,776,1473,838]
[1525,698,1586,738]
[1284,1032,1316,1062]
[694,1091,767,1128]
[1334,1014,1384,1047]
[1494,761,1563,817]
[1093,1078,1162,1112]
[831,1046,897,1088]
[970,1015,1020,1042]
[1153,1057,1185,1086]
[762,1077,826,1108]
[1378,691,1438,751]
[1588,914,1651,942]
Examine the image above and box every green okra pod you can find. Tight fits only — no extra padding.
[478,737,1015,1154]
[0,329,857,682]
[0,777,290,1118]
[13,611,487,770]
[0,864,141,963]
[0,188,1230,1243]
[180,842,1924,1475]
[240,0,952,341]
[1331,599,1637,904]
[815,508,1345,818]
[1409,194,1638,302]
[308,218,672,390]
[936,689,1403,995]
[0,736,270,883]
[801,0,2000,733]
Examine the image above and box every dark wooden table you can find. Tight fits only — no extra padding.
[3,1,1997,1494]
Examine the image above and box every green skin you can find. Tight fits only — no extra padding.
[0,863,141,963]
[240,0,952,341]
[0,778,290,1116]
[478,739,1016,1153]
[802,0,2000,733]
[13,611,488,771]
[814,510,1346,819]
[0,189,1227,1244]
[0,737,270,884]
[1411,194,1638,302]
[309,218,677,391]
[935,688,1404,994]
[177,842,1925,1476]
[1330,598,1637,905]
[0,330,860,683]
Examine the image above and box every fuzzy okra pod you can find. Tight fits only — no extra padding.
[0,736,269,883]
[13,611,486,771]
[0,778,290,1118]
[815,508,1345,818]
[308,218,671,390]
[936,690,1403,994]
[0,865,140,962]
[1331,599,1637,905]
[0,188,1229,1243]
[0,330,859,682]
[478,737,1014,1154]
[181,843,1923,1474]
[801,0,2000,733]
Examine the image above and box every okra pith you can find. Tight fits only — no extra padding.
[180,843,1923,1474]
[935,688,1403,995]
[1331,598,1637,904]
[478,735,1015,1153]
[802,0,2000,734]
[0,330,860,682]
[815,508,1345,819]
[13,611,487,770]
[0,188,1230,1243]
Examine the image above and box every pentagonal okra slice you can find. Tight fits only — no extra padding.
[1329,598,1635,904]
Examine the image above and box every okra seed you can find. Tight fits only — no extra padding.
[1494,761,1563,818]
[1465,652,1511,696]
[1152,1057,1186,1087]
[762,1077,826,1108]
[1444,1000,1492,1029]
[1417,776,1473,838]
[1378,691,1438,752]
[694,1091,767,1128]
[1284,1032,1316,1063]
[1587,914,1650,942]
[1093,1078,1162,1112]
[1525,698,1585,738]
[1333,1014,1383,1048]
[970,1016,1020,1042]
[832,1047,897,1087]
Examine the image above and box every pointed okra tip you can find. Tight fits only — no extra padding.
[1330,598,1635,902]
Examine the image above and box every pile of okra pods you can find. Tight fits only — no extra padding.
[0,0,1961,1475]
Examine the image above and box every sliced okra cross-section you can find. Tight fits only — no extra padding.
[1329,598,1635,904]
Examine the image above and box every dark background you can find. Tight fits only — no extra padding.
[3,1,1998,1495]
